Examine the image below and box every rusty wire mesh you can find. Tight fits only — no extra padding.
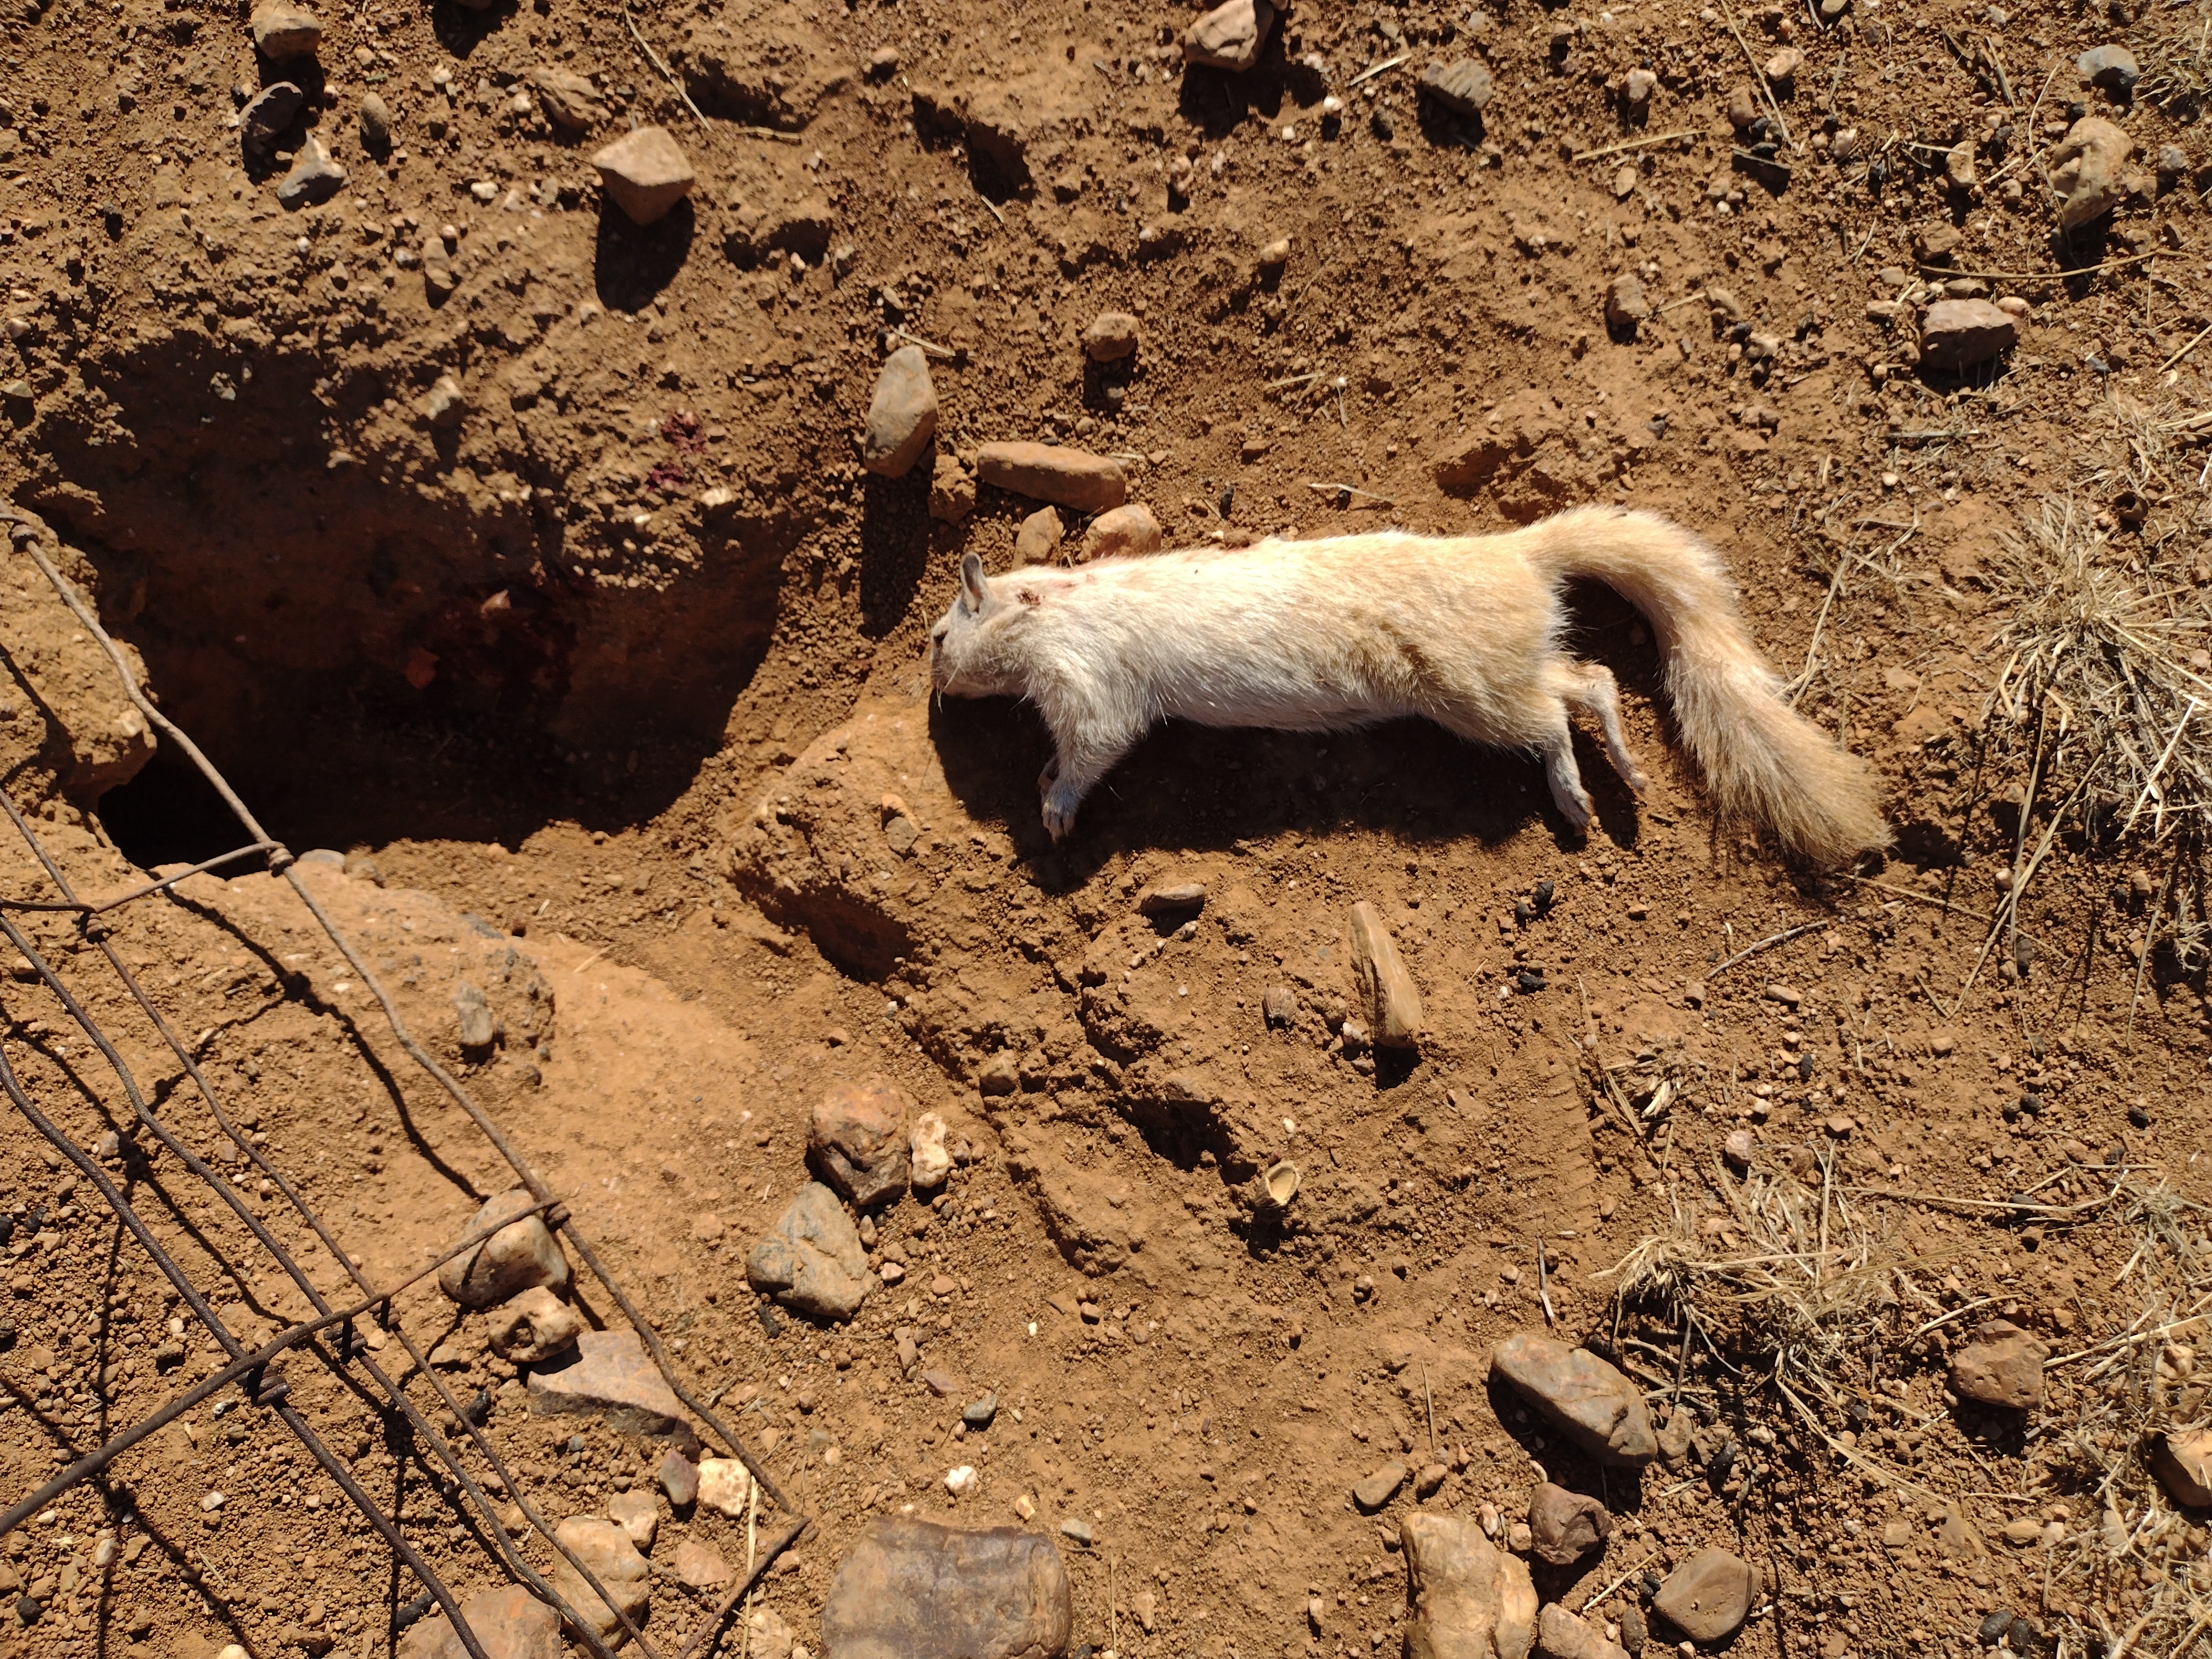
[0,507,806,1659]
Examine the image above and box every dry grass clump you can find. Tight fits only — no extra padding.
[2137,11,2212,123]
[2035,1181,2212,1659]
[1607,1151,1935,1479]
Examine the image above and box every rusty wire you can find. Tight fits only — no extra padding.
[0,508,807,1659]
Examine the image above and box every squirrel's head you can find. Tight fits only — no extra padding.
[928,553,1022,697]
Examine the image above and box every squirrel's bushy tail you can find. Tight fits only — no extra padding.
[1526,505,1891,865]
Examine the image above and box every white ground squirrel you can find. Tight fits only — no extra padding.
[926,504,1889,863]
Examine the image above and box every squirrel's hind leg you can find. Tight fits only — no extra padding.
[1562,660,1649,794]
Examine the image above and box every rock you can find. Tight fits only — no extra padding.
[1623,67,1656,106]
[1999,1516,2043,1547]
[928,453,975,523]
[1537,1604,1631,1659]
[1945,140,1978,190]
[866,45,900,78]
[422,374,466,429]
[1527,1481,1610,1566]
[909,1112,952,1193]
[1078,503,1163,561]
[822,1517,1072,1659]
[810,1079,912,1208]
[1619,1604,1647,1653]
[1400,1514,1537,1659]
[486,1286,581,1364]
[1949,1318,2047,1410]
[607,1491,658,1553]
[1348,901,1423,1050]
[453,981,497,1048]
[747,1183,875,1321]
[745,1606,796,1659]
[1722,1129,1754,1172]
[2153,1429,2212,1508]
[1762,46,1802,81]
[1352,1463,1406,1512]
[1413,1462,1448,1499]
[673,1540,732,1589]
[696,1457,753,1517]
[532,67,606,132]
[250,0,321,60]
[1491,1332,1657,1467]
[1258,237,1291,270]
[1058,1518,1094,1547]
[1420,59,1494,116]
[1652,1547,1756,1645]
[395,1587,561,1659]
[2049,116,2132,231]
[275,134,346,209]
[1726,84,1758,129]
[860,346,938,479]
[1604,273,1650,330]
[1014,507,1065,563]
[591,127,695,226]
[546,1517,649,1644]
[527,1328,686,1436]
[963,1391,999,1430]
[239,82,305,162]
[2079,44,2140,94]
[1919,299,2016,371]
[2159,143,2189,176]
[440,1188,570,1309]
[976,444,1128,514]
[1183,0,1274,72]
[1081,312,1140,362]
[358,91,393,149]
[1262,985,1298,1027]
[657,1450,700,1509]
[1139,881,1206,917]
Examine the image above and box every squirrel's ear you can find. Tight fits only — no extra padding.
[959,552,992,614]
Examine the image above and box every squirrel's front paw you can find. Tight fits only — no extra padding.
[1041,777,1082,842]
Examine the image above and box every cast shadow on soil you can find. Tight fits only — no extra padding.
[594,200,695,314]
[858,461,937,638]
[926,576,1665,881]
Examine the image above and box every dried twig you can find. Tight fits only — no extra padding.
[624,7,707,125]
[1709,921,1828,977]
[1571,129,1697,162]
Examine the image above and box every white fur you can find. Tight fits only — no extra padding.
[927,505,1888,862]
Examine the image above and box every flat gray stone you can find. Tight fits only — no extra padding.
[533,67,606,133]
[821,1517,1071,1659]
[1919,299,2017,372]
[453,980,497,1048]
[274,134,345,210]
[976,443,1127,513]
[1491,1331,1657,1467]
[1352,1462,1406,1512]
[860,346,938,480]
[2078,44,2139,93]
[240,82,305,162]
[1420,58,1494,115]
[748,1182,875,1321]
[526,1327,686,1435]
